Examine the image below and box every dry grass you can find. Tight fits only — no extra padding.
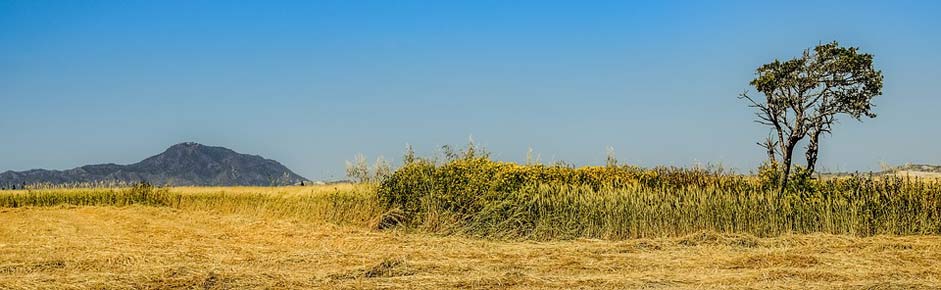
[3,184,362,198]
[0,207,938,289]
[167,184,360,196]
[1,184,380,226]
[1,185,939,289]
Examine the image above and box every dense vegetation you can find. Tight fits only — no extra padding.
[377,150,941,239]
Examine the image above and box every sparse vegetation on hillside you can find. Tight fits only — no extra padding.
[886,164,941,174]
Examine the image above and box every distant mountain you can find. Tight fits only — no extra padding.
[0,142,309,187]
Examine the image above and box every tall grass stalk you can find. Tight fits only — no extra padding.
[378,157,941,238]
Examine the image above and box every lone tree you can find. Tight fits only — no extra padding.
[741,41,883,189]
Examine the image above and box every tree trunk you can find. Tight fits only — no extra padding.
[805,130,822,176]
[779,137,799,194]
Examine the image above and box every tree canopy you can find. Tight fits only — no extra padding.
[742,41,883,189]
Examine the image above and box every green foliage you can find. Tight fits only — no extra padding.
[756,162,816,193]
[756,161,781,190]
[742,41,885,186]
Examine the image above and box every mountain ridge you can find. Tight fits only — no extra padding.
[0,142,309,187]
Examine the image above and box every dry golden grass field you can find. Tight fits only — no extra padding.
[1,185,940,289]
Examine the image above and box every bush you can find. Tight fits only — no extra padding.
[377,156,747,226]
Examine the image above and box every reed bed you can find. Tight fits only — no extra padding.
[460,181,941,239]
[378,157,941,239]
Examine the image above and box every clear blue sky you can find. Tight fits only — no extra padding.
[2,1,939,180]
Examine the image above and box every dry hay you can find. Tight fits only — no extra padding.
[1,206,939,289]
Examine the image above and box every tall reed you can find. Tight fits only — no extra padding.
[378,157,941,238]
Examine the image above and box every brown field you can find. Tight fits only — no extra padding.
[1,200,940,289]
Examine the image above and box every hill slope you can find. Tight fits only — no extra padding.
[0,142,309,186]
[882,164,941,178]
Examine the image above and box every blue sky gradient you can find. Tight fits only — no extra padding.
[2,1,939,180]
